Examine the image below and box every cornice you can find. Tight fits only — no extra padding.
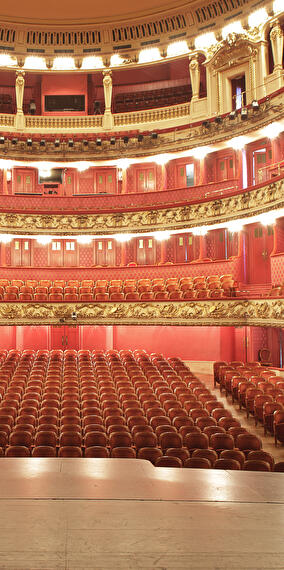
[0,178,282,235]
[0,298,282,327]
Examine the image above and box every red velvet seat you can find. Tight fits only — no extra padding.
[155,456,182,468]
[58,446,83,457]
[32,446,57,457]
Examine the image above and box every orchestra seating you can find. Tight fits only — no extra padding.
[0,274,240,301]
[0,348,281,469]
[214,361,284,445]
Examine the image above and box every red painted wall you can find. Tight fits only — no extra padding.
[41,74,87,115]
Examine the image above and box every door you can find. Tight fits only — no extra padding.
[94,239,115,266]
[11,239,32,266]
[14,169,36,194]
[64,240,78,267]
[136,167,156,192]
[231,75,246,110]
[252,148,272,185]
[136,237,156,265]
[50,326,79,349]
[246,224,274,283]
[175,235,188,263]
[96,169,116,194]
[50,240,63,267]
[175,163,195,188]
[216,156,235,181]
[64,171,76,196]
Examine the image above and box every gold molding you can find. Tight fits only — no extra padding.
[0,299,283,327]
[0,178,283,235]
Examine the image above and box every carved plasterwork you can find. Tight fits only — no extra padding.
[0,299,282,327]
[0,178,283,235]
[206,33,260,70]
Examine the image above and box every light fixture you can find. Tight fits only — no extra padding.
[153,231,171,241]
[191,226,207,236]
[76,162,89,172]
[229,136,249,150]
[82,139,88,147]
[11,138,18,145]
[40,139,46,147]
[151,132,158,140]
[0,136,5,144]
[76,235,93,244]
[68,139,74,148]
[202,120,210,128]
[154,154,170,166]
[167,41,189,57]
[0,54,17,67]
[261,122,283,139]
[54,139,60,148]
[241,107,248,120]
[195,32,216,50]
[110,137,116,145]
[114,233,132,242]
[110,54,125,67]
[36,236,52,245]
[138,48,161,64]
[248,8,268,29]
[117,159,131,170]
[27,138,33,147]
[0,234,12,243]
[53,57,75,70]
[81,56,104,69]
[215,116,222,124]
[191,146,211,160]
[222,21,244,39]
[226,221,243,233]
[6,170,11,182]
[96,138,102,147]
[273,0,282,13]
[123,136,129,144]
[138,134,143,142]
[252,100,259,111]
[229,110,237,120]
[24,56,47,70]
[259,212,277,226]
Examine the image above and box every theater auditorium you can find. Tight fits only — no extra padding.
[0,0,283,567]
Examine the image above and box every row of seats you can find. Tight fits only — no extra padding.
[214,361,284,446]
[269,286,284,297]
[114,84,192,113]
[0,349,278,469]
[0,274,236,302]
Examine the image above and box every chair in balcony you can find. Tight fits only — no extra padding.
[49,293,63,302]
[155,456,182,468]
[19,293,33,301]
[184,457,211,469]
[39,280,52,288]
[214,458,241,470]
[95,293,109,302]
[58,446,83,457]
[5,445,30,457]
[243,459,271,471]
[125,292,140,301]
[4,293,18,301]
[64,293,79,302]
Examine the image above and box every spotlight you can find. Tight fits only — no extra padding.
[215,116,222,124]
[27,138,32,147]
[82,139,88,147]
[96,138,102,147]
[252,99,259,112]
[151,132,158,139]
[110,137,116,145]
[202,121,210,128]
[54,139,60,147]
[11,138,18,145]
[229,110,237,120]
[138,134,143,142]
[68,139,74,148]
[123,136,129,144]
[40,139,46,147]
[241,108,248,120]
[0,136,5,144]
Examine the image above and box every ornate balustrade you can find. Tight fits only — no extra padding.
[0,298,282,327]
[0,175,282,235]
[0,179,238,213]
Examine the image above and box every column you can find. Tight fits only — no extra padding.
[189,57,200,100]
[270,22,284,73]
[237,230,244,258]
[0,243,6,267]
[198,234,207,260]
[160,241,167,264]
[15,71,25,129]
[2,169,8,194]
[121,168,127,194]
[120,242,127,266]
[271,220,279,255]
[102,69,114,130]
[199,158,206,185]
[160,164,167,190]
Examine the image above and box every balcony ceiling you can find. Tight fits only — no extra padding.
[0,0,193,25]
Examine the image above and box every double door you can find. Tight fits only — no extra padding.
[49,240,78,267]
[11,239,32,266]
[50,326,79,349]
[136,237,156,265]
[94,239,115,266]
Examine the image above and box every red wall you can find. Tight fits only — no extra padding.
[41,74,87,115]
